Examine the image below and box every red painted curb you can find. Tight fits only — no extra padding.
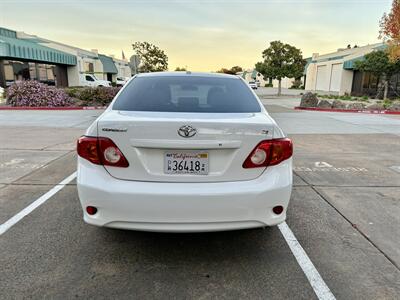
[294,107,400,115]
[0,106,107,110]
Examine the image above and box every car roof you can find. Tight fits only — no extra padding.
[135,71,241,79]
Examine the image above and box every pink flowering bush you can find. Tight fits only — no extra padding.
[6,80,72,107]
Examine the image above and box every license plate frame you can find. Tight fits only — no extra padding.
[164,151,209,175]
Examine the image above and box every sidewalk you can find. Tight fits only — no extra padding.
[260,97,301,109]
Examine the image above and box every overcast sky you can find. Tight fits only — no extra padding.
[0,0,393,71]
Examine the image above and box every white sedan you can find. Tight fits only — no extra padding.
[77,72,293,232]
[248,81,258,89]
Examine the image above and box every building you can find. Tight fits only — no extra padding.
[113,57,131,78]
[0,27,76,88]
[272,77,298,89]
[0,27,131,88]
[305,43,390,96]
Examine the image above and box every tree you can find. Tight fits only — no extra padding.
[255,41,306,96]
[216,68,234,75]
[217,68,233,74]
[175,67,187,71]
[216,66,243,75]
[132,42,168,72]
[380,0,400,62]
[354,50,400,99]
[230,66,243,74]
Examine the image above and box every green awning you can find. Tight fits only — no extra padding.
[303,57,311,75]
[0,29,76,65]
[0,28,16,38]
[343,56,364,70]
[99,54,118,74]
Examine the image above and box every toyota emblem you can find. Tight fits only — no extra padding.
[178,125,197,138]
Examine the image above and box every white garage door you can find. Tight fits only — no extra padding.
[316,65,328,91]
[329,63,342,92]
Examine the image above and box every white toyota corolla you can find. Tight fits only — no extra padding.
[77,72,293,232]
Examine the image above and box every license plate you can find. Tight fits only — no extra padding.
[164,151,209,175]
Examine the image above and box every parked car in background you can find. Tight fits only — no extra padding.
[116,76,130,86]
[79,74,111,87]
[77,72,293,232]
[248,81,258,89]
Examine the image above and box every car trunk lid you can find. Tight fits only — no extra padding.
[97,110,276,182]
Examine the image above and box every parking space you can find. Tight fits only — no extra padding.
[0,104,399,299]
[0,110,98,185]
[0,185,317,299]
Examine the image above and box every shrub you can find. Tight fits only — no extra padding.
[64,87,81,98]
[264,83,273,87]
[383,99,392,109]
[72,86,121,105]
[6,80,72,107]
[339,94,352,101]
[322,94,338,99]
[290,79,302,89]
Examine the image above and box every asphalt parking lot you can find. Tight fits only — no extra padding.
[1,101,399,299]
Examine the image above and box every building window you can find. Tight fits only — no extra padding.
[46,65,55,81]
[85,62,94,73]
[29,63,37,80]
[4,61,14,84]
[2,60,56,86]
[3,60,29,86]
[38,64,47,81]
[362,72,379,89]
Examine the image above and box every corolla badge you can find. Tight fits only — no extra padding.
[102,127,128,132]
[178,125,197,138]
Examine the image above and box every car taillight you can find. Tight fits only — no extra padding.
[243,138,293,168]
[77,136,129,167]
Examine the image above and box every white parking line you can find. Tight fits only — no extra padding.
[0,172,77,236]
[278,222,336,300]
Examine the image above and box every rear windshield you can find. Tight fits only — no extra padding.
[112,76,261,113]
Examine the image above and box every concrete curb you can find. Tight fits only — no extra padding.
[294,107,400,115]
[0,106,107,110]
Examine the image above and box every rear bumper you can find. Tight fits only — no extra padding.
[77,158,292,232]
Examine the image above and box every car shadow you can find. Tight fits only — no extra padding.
[96,226,281,264]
